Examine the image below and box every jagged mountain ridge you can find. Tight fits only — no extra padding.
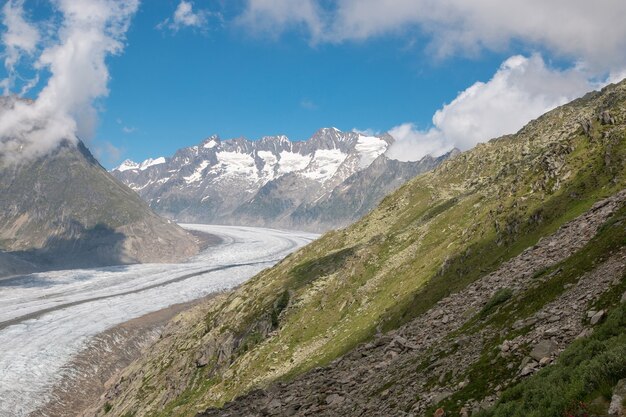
[91,79,626,417]
[112,128,454,231]
[0,139,200,277]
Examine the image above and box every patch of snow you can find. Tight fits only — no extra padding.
[278,151,311,175]
[132,180,157,191]
[301,149,347,182]
[258,151,278,181]
[203,140,217,149]
[183,160,210,184]
[355,135,388,168]
[114,159,139,172]
[138,157,166,170]
[215,151,258,180]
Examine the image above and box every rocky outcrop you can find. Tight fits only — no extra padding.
[609,379,626,416]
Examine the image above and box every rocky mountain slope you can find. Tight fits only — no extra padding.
[92,79,626,417]
[112,129,454,231]
[0,139,200,277]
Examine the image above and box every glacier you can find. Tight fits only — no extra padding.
[0,225,317,417]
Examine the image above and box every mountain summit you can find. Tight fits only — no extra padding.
[112,128,454,231]
[0,139,200,277]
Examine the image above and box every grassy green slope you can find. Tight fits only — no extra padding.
[101,80,626,417]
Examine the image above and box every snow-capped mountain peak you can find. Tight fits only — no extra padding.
[114,157,166,172]
[139,157,166,170]
[115,159,140,172]
[111,128,452,231]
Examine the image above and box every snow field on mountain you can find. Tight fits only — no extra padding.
[183,160,210,184]
[278,150,312,175]
[355,135,388,168]
[302,148,348,182]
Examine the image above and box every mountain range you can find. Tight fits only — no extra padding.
[112,128,456,231]
[92,79,626,417]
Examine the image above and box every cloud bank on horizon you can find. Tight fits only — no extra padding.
[0,0,138,164]
[239,0,626,161]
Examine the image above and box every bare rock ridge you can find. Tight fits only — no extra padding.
[0,138,200,277]
[92,79,626,417]
[111,128,456,232]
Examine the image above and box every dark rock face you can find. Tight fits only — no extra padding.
[0,140,199,277]
[111,129,455,232]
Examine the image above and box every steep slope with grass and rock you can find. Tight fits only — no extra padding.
[92,79,626,417]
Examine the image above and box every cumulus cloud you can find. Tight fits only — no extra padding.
[238,0,626,161]
[352,128,378,136]
[236,0,323,39]
[386,55,596,161]
[0,0,139,165]
[158,1,217,33]
[239,0,626,71]
[0,0,40,95]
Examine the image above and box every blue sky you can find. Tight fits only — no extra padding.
[96,2,505,164]
[1,1,625,167]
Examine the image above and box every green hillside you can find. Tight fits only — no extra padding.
[96,80,626,417]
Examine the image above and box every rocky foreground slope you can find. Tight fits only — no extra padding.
[0,139,200,277]
[112,129,454,232]
[92,80,626,417]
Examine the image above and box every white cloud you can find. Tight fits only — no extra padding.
[122,125,137,134]
[158,1,215,32]
[0,0,40,95]
[238,0,626,72]
[237,1,626,162]
[236,0,323,39]
[300,98,317,110]
[386,55,596,161]
[386,123,453,162]
[93,139,124,165]
[352,128,378,136]
[0,0,139,164]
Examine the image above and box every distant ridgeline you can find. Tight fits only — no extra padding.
[112,128,456,232]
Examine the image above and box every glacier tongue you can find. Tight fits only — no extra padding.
[0,225,317,417]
